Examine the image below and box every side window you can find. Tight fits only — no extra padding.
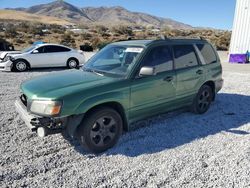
[36,46,45,53]
[142,45,173,73]
[55,46,71,52]
[44,46,53,53]
[44,45,71,53]
[196,44,217,64]
[173,45,199,69]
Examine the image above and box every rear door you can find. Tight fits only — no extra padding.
[129,45,177,121]
[173,44,205,104]
[43,45,71,67]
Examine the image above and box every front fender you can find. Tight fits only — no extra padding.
[74,91,129,115]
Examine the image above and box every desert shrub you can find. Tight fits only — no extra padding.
[90,37,110,49]
[61,32,76,48]
[81,32,92,40]
[90,37,101,49]
[112,26,133,36]
[51,28,65,34]
[96,25,109,35]
[4,25,17,38]
[27,40,34,45]
[31,27,44,36]
[14,38,25,44]
[101,32,111,38]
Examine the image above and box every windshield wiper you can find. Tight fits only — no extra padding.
[83,67,104,76]
[92,69,104,76]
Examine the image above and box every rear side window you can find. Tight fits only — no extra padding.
[142,45,173,73]
[45,45,71,53]
[173,45,198,69]
[196,44,217,64]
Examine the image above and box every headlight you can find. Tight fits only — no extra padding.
[3,56,15,62]
[30,100,62,116]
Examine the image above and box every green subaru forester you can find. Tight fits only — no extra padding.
[15,39,223,153]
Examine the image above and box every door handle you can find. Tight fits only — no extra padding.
[196,70,203,75]
[164,76,173,82]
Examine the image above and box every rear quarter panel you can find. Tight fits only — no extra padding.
[202,47,223,92]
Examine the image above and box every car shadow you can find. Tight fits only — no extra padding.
[64,93,250,157]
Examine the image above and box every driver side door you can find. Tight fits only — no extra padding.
[129,45,177,122]
[26,46,47,67]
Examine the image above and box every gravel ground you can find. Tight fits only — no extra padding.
[1,55,250,187]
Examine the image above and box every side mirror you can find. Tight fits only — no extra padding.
[139,66,156,77]
[32,50,39,54]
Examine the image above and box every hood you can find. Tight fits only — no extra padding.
[21,69,117,99]
[0,51,21,60]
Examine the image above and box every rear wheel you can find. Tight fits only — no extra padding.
[191,85,213,114]
[77,107,123,153]
[13,60,28,72]
[67,58,79,69]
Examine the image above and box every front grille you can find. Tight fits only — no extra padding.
[20,94,27,107]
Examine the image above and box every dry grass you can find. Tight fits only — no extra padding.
[0,10,71,25]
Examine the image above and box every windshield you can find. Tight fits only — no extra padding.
[22,45,37,53]
[83,45,144,77]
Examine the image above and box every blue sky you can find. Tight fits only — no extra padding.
[0,0,236,30]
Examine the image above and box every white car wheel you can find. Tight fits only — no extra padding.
[15,61,27,72]
[67,59,78,69]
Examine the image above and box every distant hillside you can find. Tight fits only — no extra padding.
[24,0,92,23]
[0,9,71,25]
[7,0,193,29]
[82,6,192,29]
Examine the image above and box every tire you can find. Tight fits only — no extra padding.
[191,85,213,114]
[13,60,28,72]
[77,107,123,153]
[67,58,79,69]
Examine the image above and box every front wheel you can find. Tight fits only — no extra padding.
[77,107,123,153]
[191,85,213,114]
[13,60,28,72]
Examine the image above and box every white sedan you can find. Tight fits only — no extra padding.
[0,44,85,72]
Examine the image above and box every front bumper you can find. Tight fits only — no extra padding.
[0,60,13,71]
[15,99,84,137]
[15,99,37,130]
[15,99,66,133]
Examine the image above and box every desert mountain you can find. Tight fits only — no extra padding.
[0,9,71,25]
[24,0,91,22]
[6,0,193,29]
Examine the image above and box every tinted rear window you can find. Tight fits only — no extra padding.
[173,45,199,69]
[196,44,217,64]
[45,45,71,53]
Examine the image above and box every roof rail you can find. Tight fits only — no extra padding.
[160,36,207,41]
